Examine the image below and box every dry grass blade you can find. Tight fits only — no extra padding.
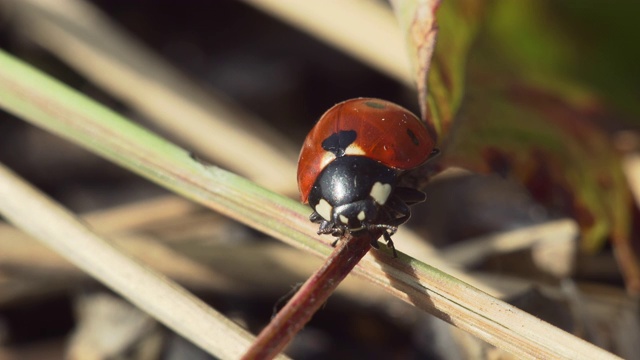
[5,0,298,194]
[353,253,621,360]
[0,164,270,360]
[245,0,412,85]
[0,50,621,359]
[389,218,578,298]
[0,196,245,296]
[440,218,578,268]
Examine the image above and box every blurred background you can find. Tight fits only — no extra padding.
[0,0,639,359]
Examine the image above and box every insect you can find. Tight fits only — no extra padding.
[297,98,437,256]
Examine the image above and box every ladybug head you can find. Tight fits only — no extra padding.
[308,156,398,232]
[330,198,379,231]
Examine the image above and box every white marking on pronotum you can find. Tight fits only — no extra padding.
[370,182,392,205]
[357,211,366,221]
[344,143,366,156]
[315,199,333,221]
[339,215,349,224]
[319,151,336,170]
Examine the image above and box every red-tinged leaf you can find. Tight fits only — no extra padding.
[390,0,439,136]
[434,0,640,290]
[391,0,485,142]
[443,83,640,290]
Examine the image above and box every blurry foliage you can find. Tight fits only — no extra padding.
[426,0,638,270]
[485,0,640,120]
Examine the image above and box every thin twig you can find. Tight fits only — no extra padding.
[242,234,373,359]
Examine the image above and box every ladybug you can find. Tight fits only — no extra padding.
[297,98,438,256]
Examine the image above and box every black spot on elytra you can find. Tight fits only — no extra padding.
[322,130,357,157]
[364,101,385,109]
[407,129,420,146]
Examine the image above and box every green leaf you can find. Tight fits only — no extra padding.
[486,0,640,121]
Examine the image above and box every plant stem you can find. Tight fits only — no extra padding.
[242,233,373,359]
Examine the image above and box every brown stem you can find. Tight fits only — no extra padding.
[241,233,373,359]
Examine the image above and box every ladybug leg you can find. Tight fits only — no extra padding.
[384,196,412,227]
[317,220,335,234]
[364,222,398,235]
[382,231,398,258]
[314,218,346,248]
[389,213,410,227]
[369,236,380,249]
[332,224,351,240]
[364,223,398,256]
[311,211,342,236]
[428,148,441,161]
[309,211,324,223]
[393,186,426,206]
[330,227,347,247]
[331,227,345,237]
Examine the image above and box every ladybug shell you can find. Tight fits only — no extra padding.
[298,98,435,203]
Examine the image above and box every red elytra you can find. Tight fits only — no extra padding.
[297,98,435,203]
